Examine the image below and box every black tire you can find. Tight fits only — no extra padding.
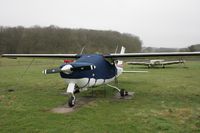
[68,96,75,107]
[74,89,80,94]
[120,89,125,97]
[125,91,128,96]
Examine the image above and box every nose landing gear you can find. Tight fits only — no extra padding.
[68,94,76,107]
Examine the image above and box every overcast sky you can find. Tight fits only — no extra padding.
[0,0,200,48]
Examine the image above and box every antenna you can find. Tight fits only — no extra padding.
[115,45,118,54]
[80,46,85,54]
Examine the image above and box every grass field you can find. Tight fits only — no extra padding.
[0,58,200,133]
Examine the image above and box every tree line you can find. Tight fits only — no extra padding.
[179,44,200,52]
[142,44,200,53]
[0,25,142,54]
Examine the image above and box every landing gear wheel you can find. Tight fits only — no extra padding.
[74,89,80,94]
[120,89,125,97]
[68,96,76,107]
[120,89,128,97]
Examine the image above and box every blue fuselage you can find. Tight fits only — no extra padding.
[60,54,117,80]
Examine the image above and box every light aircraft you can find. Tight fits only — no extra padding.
[127,59,185,68]
[2,47,200,107]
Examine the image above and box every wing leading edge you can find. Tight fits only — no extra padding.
[2,52,200,59]
[1,54,81,58]
[162,60,185,65]
[105,52,200,59]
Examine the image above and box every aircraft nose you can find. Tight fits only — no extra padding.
[61,64,73,74]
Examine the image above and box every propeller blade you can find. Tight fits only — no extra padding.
[43,67,61,74]
[43,64,73,74]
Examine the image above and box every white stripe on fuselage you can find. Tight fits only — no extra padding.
[64,66,123,89]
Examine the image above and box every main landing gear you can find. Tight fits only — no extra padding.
[107,84,128,97]
[120,89,128,97]
[66,83,129,107]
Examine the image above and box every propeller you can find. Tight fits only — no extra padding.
[43,63,96,74]
[42,67,63,74]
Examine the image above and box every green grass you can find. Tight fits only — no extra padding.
[0,58,200,133]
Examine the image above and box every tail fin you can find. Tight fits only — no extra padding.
[117,46,125,66]
[120,46,125,54]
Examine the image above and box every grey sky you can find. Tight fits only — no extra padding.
[0,0,200,48]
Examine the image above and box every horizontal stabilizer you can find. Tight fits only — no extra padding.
[123,70,148,73]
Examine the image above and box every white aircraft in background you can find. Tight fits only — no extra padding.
[127,59,185,68]
[2,47,200,107]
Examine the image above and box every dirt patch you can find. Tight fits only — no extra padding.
[51,106,74,114]
[50,96,96,114]
[50,92,134,114]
